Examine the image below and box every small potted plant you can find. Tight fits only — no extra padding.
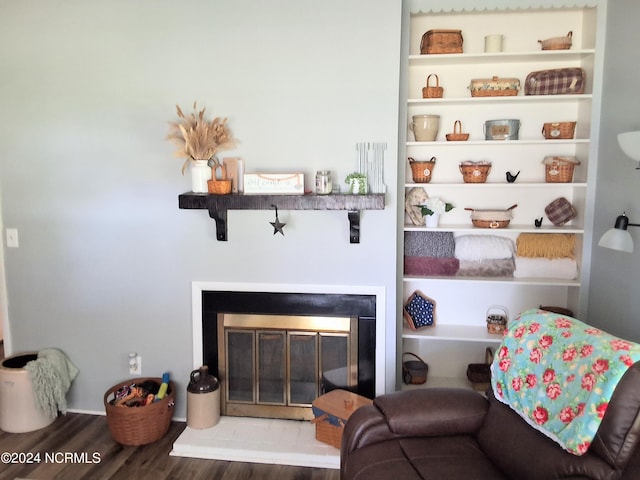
[345,172,368,194]
[420,197,454,227]
[167,102,237,193]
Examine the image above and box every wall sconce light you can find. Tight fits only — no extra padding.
[618,131,640,168]
[598,213,640,253]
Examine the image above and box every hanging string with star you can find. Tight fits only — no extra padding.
[270,204,286,236]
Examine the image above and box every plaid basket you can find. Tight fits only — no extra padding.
[525,68,585,95]
[545,197,577,225]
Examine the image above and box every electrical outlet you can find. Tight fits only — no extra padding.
[129,354,142,375]
[5,229,19,248]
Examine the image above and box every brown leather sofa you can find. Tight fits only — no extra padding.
[341,363,640,480]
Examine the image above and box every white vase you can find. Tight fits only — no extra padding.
[425,214,439,228]
[191,160,212,193]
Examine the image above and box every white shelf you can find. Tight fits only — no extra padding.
[406,139,589,147]
[408,49,596,66]
[408,94,592,106]
[403,223,584,234]
[403,324,503,343]
[403,275,580,287]
[404,182,587,188]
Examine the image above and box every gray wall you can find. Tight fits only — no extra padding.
[588,0,640,340]
[0,0,401,416]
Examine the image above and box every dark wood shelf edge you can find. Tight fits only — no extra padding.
[178,192,385,243]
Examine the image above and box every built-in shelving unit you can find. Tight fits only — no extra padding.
[399,4,602,388]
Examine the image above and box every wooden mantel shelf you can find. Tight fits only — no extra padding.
[178,192,385,243]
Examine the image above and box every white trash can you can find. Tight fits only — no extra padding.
[0,353,57,433]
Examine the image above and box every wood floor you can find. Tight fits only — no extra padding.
[0,413,341,480]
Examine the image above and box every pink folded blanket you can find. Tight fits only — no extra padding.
[404,257,460,276]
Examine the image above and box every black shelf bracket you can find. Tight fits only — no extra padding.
[179,192,385,243]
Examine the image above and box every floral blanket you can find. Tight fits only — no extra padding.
[491,308,640,455]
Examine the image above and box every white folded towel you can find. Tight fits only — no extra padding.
[455,235,515,262]
[513,257,578,279]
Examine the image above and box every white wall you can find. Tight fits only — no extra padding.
[0,0,401,416]
[588,0,640,340]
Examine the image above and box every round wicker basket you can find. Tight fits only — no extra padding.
[104,378,175,446]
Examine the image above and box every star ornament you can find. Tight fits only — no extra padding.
[270,205,286,236]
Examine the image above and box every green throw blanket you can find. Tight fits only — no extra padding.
[25,348,79,417]
[491,309,640,455]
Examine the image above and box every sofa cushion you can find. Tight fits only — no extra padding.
[343,436,508,480]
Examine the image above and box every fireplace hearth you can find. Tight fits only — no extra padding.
[196,287,377,420]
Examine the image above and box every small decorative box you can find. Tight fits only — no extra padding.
[403,290,436,330]
[545,197,577,226]
[243,173,304,194]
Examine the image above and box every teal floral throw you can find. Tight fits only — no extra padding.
[491,308,640,455]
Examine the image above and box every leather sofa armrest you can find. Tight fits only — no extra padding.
[341,388,488,460]
[374,388,489,436]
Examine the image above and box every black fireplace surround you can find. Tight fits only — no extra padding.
[201,291,376,399]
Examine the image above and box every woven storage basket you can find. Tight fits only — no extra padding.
[409,157,436,183]
[422,74,444,98]
[538,31,572,50]
[486,305,508,334]
[466,347,493,392]
[402,352,429,385]
[207,164,232,194]
[469,77,520,97]
[446,120,469,141]
[459,161,491,183]
[543,156,580,183]
[542,122,576,139]
[104,378,175,446]
[420,29,463,54]
[466,204,517,229]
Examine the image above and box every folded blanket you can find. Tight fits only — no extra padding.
[404,257,459,276]
[457,258,515,277]
[513,257,577,280]
[516,233,575,259]
[404,231,456,258]
[25,348,79,417]
[454,235,515,262]
[492,309,640,455]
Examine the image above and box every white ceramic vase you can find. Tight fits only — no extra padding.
[191,160,212,193]
[425,214,439,228]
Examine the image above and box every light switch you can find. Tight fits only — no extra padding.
[5,228,19,248]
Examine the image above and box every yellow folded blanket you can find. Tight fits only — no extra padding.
[516,233,575,259]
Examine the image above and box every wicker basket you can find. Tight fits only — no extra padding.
[538,31,572,50]
[466,205,517,229]
[466,347,494,392]
[446,120,469,141]
[542,122,576,140]
[420,29,463,54]
[459,161,491,183]
[207,164,232,194]
[486,305,508,334]
[402,352,429,385]
[422,74,444,98]
[469,77,520,97]
[543,156,580,183]
[409,157,436,183]
[104,378,175,446]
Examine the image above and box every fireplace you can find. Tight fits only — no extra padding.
[219,313,358,420]
[193,284,381,421]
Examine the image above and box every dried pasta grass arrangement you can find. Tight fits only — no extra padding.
[167,102,237,175]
